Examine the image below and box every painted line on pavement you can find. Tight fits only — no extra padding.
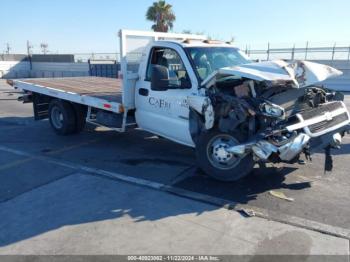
[0,139,101,171]
[0,145,164,190]
[0,144,349,240]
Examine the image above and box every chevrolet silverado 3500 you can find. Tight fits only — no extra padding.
[11,30,350,181]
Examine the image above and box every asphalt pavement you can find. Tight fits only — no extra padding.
[0,79,349,257]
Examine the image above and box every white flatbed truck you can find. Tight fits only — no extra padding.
[11,30,350,181]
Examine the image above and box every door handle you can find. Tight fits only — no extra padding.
[139,88,149,96]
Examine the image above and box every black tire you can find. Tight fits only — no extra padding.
[72,104,87,133]
[196,130,254,182]
[48,99,76,135]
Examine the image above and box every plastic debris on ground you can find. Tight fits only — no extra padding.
[269,190,295,202]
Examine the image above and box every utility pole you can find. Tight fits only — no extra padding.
[26,41,33,56]
[27,40,33,70]
[5,43,11,54]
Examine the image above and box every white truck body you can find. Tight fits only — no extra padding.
[12,29,350,181]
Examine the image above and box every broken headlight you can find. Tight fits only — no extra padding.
[260,102,285,119]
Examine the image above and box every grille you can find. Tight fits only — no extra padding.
[299,101,350,137]
[300,101,344,120]
[309,112,349,133]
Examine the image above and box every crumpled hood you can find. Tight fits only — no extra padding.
[202,60,342,88]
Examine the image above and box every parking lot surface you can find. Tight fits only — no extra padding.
[0,79,349,255]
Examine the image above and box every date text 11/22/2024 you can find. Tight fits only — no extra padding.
[127,255,220,261]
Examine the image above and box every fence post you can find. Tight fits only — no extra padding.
[331,42,336,61]
[291,44,295,60]
[267,42,270,61]
[305,41,309,60]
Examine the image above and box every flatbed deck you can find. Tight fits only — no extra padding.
[14,77,124,113]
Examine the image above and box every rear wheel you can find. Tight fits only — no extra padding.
[196,130,254,181]
[48,100,76,135]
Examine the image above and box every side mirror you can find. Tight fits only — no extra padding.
[151,65,170,91]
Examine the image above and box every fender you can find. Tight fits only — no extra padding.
[189,108,205,144]
[187,95,215,130]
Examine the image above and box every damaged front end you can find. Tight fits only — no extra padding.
[189,60,350,172]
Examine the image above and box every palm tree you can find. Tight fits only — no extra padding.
[146,0,176,32]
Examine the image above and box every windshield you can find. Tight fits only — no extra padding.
[185,47,251,81]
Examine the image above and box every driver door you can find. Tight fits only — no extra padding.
[135,46,197,146]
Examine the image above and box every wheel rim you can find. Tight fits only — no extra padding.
[206,134,242,170]
[51,106,64,129]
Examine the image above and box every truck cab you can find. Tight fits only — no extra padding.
[131,36,251,147]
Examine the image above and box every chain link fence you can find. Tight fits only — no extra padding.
[237,42,350,61]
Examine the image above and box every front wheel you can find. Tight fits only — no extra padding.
[196,130,254,181]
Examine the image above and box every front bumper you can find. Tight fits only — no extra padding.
[227,101,350,163]
[228,125,350,164]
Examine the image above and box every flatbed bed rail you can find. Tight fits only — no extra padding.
[13,77,124,113]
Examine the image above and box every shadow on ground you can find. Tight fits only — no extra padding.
[174,166,310,203]
[0,116,313,248]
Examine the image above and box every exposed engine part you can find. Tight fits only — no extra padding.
[259,102,285,119]
[248,81,256,98]
[234,81,250,98]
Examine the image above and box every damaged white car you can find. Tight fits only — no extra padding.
[186,47,350,181]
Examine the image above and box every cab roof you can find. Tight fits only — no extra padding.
[153,39,237,49]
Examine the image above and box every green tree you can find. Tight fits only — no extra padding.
[146,0,176,32]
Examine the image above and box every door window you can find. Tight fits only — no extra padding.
[146,47,191,89]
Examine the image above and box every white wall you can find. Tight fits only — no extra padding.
[0,61,31,78]
[0,61,89,79]
[30,62,89,78]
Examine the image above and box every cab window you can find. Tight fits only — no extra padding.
[146,47,191,89]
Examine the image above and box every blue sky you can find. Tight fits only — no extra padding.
[1,0,350,54]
